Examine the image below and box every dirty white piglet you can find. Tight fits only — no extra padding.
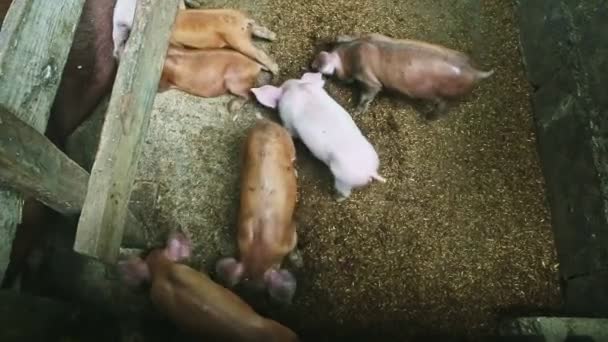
[251,72,386,201]
[113,0,187,59]
[112,0,137,59]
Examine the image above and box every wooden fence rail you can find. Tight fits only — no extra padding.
[74,0,180,263]
[0,106,146,246]
[0,0,87,280]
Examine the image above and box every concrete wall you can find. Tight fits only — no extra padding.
[516,0,608,316]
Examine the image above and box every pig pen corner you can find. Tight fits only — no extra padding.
[0,0,608,342]
[12,0,608,340]
[90,0,565,339]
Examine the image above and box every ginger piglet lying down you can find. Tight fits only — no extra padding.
[112,4,279,75]
[170,8,279,75]
[159,46,272,112]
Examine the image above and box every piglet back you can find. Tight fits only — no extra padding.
[150,263,297,341]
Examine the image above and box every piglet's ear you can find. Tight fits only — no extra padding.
[251,85,282,109]
[117,257,150,288]
[215,257,244,287]
[166,231,191,262]
[265,269,297,305]
[300,72,325,87]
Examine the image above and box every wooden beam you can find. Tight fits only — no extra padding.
[74,0,179,262]
[0,106,146,247]
[0,107,89,214]
[0,0,86,125]
[0,0,86,280]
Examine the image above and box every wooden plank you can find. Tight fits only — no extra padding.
[0,0,86,280]
[0,106,147,247]
[74,0,179,262]
[0,0,86,125]
[0,106,88,214]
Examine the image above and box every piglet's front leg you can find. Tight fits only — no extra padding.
[351,84,379,117]
[287,249,304,268]
[351,70,382,114]
[334,179,352,202]
[357,83,381,114]
[424,98,449,121]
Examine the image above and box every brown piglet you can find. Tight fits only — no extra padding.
[311,33,494,119]
[216,117,300,305]
[117,232,299,342]
[171,8,279,75]
[159,46,272,112]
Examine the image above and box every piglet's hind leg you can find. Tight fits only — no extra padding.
[249,21,277,41]
[286,226,303,268]
[224,35,280,75]
[184,0,203,8]
[287,250,303,268]
[227,77,255,112]
[335,34,358,43]
[228,98,248,112]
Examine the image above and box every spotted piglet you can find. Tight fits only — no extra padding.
[311,33,494,119]
[251,72,386,201]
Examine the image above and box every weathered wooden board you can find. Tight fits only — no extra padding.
[0,0,86,281]
[0,106,89,214]
[74,0,179,262]
[0,106,146,247]
[0,0,86,124]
